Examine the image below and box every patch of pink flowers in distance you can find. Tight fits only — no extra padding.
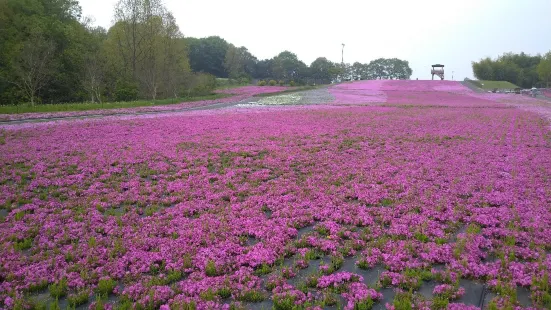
[330,80,550,110]
[1,81,551,309]
[329,80,388,104]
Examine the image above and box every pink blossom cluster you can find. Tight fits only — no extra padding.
[330,80,387,104]
[342,282,383,310]
[433,284,465,299]
[272,284,308,305]
[317,272,362,289]
[329,80,551,111]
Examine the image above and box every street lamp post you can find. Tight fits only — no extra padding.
[452,71,454,81]
[341,43,345,64]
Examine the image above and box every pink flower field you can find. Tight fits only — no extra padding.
[1,81,551,309]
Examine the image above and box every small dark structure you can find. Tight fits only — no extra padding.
[431,64,445,80]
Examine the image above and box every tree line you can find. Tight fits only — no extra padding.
[190,39,413,85]
[472,52,551,88]
[0,0,413,106]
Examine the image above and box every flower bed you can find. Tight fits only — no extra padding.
[1,82,551,309]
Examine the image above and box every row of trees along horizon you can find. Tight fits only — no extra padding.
[0,0,413,106]
[472,52,551,89]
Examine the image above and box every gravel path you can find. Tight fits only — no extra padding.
[0,102,238,125]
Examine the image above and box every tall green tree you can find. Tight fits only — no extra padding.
[224,45,257,80]
[364,58,412,80]
[0,0,86,104]
[81,24,107,103]
[254,59,273,80]
[109,0,191,100]
[272,51,307,82]
[310,57,337,83]
[472,58,494,81]
[187,36,230,77]
[9,34,57,106]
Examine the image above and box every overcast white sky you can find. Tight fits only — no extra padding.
[80,0,551,80]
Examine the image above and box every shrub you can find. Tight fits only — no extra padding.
[236,290,265,302]
[186,73,217,96]
[393,291,414,310]
[290,81,296,87]
[414,232,429,243]
[114,80,138,102]
[49,299,61,310]
[14,238,32,251]
[166,270,183,283]
[49,278,68,298]
[88,236,97,248]
[278,80,285,86]
[113,298,134,310]
[273,294,297,309]
[254,263,272,276]
[330,255,344,271]
[68,290,90,307]
[281,267,295,279]
[304,249,322,260]
[357,259,370,270]
[269,80,277,86]
[257,80,266,86]
[183,253,193,269]
[217,287,231,299]
[315,225,330,236]
[205,260,218,277]
[354,297,374,310]
[306,274,319,288]
[466,223,481,235]
[27,280,49,293]
[97,278,117,296]
[239,77,250,85]
[432,295,450,309]
[92,297,105,310]
[200,288,216,301]
[14,211,25,221]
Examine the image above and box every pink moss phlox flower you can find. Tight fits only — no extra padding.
[317,272,363,289]
[342,282,382,310]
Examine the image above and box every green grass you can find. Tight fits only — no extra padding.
[0,93,230,115]
[469,80,520,90]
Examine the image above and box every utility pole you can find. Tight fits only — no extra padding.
[452,71,454,81]
[341,43,345,64]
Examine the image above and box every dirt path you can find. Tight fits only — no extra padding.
[0,88,335,126]
[0,101,240,126]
